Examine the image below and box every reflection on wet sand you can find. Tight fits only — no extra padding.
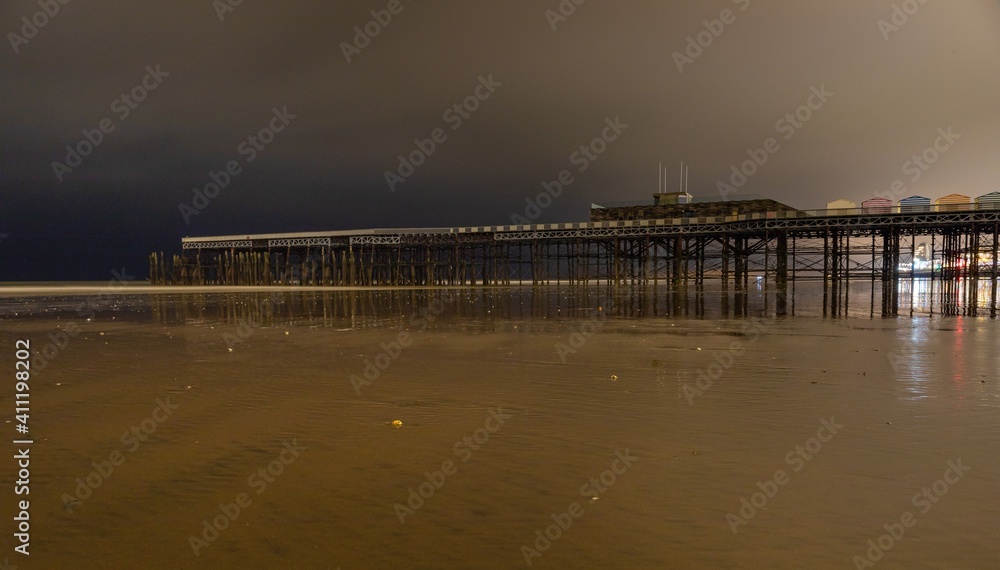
[134,278,1000,327]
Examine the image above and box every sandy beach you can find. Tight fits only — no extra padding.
[0,285,997,569]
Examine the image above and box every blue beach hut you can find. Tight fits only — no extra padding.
[898,195,930,212]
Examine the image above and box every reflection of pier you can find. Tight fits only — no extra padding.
[153,206,1000,317]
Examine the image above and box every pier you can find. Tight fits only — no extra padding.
[152,203,1000,317]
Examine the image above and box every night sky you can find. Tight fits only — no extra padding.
[3,1,999,280]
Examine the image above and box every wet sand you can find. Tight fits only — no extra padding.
[0,285,997,569]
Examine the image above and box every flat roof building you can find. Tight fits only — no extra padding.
[590,194,798,222]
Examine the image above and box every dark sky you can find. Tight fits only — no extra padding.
[3,1,999,280]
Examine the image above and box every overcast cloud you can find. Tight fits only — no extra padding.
[2,1,999,279]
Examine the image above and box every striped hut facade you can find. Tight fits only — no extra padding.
[898,195,931,212]
[861,197,892,214]
[975,191,1000,210]
[935,193,971,212]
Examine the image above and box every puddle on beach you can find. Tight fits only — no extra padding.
[0,282,997,569]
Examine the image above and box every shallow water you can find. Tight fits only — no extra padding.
[0,283,997,569]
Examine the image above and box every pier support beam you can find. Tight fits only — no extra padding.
[776,231,788,316]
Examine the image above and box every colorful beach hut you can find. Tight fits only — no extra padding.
[861,197,891,214]
[898,195,930,212]
[826,199,856,211]
[975,191,1000,210]
[935,193,971,212]
[899,196,931,212]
